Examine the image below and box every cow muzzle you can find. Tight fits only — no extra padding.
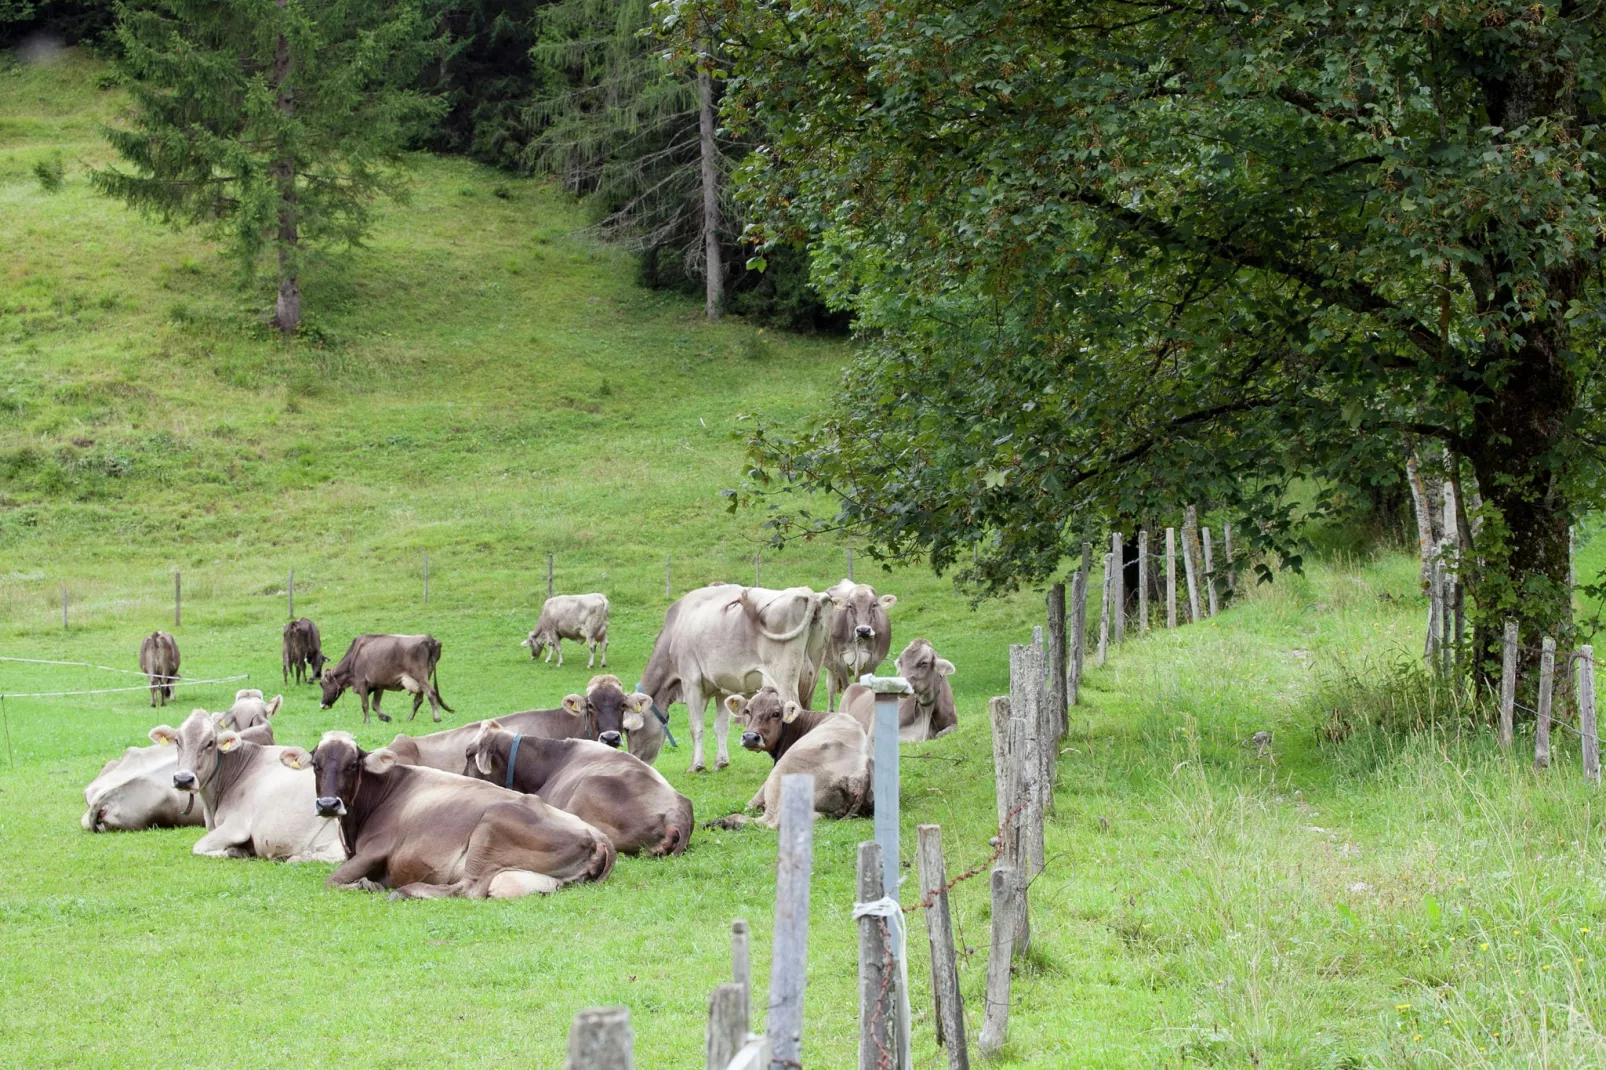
[172,771,198,792]
[855,625,875,639]
[599,730,622,747]
[315,796,347,818]
[318,703,332,710]
[740,731,763,751]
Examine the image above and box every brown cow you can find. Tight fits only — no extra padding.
[461,720,692,856]
[841,638,958,742]
[726,686,873,826]
[819,579,897,711]
[280,731,616,899]
[282,617,326,684]
[386,675,664,769]
[139,631,180,707]
[319,633,452,723]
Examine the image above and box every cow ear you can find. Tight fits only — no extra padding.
[936,658,955,677]
[782,702,803,724]
[363,749,398,775]
[627,692,653,713]
[149,725,177,746]
[519,637,531,647]
[209,711,229,727]
[623,712,645,732]
[829,593,848,609]
[279,747,312,770]
[484,718,504,731]
[723,694,746,716]
[880,594,898,610]
[561,694,585,716]
[473,745,494,776]
[217,730,242,753]
[266,695,283,718]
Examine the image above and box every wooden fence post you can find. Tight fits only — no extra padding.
[1580,647,1599,785]
[565,1007,633,1069]
[731,919,751,1016]
[1096,553,1112,666]
[769,774,815,1069]
[1165,527,1177,629]
[287,568,294,619]
[1499,620,1518,749]
[1202,528,1219,617]
[1181,507,1203,623]
[1223,520,1235,595]
[174,570,181,628]
[857,841,898,1070]
[976,865,1022,1057]
[1111,531,1125,643]
[1137,530,1150,633]
[1047,583,1067,736]
[916,825,970,1069]
[548,552,555,599]
[989,696,1014,828]
[1069,543,1090,706]
[707,984,748,1070]
[1010,642,1046,877]
[1536,637,1556,770]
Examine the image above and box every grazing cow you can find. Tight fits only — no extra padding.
[842,638,958,743]
[727,687,873,827]
[83,723,274,832]
[138,631,180,707]
[280,731,616,899]
[819,579,897,711]
[223,688,283,731]
[386,675,665,769]
[522,593,610,669]
[149,711,343,861]
[319,633,452,723]
[461,720,692,856]
[641,583,831,773]
[282,617,326,684]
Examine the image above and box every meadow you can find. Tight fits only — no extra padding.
[3,48,1606,1068]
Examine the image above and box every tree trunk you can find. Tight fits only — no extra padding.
[271,17,299,336]
[697,48,722,322]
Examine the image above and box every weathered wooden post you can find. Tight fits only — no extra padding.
[1137,530,1150,633]
[769,774,815,1069]
[547,552,555,599]
[1111,531,1125,643]
[565,1007,633,1069]
[287,568,294,619]
[1499,620,1518,749]
[1010,642,1046,875]
[976,864,1023,1057]
[856,841,900,1070]
[1580,647,1599,785]
[1096,552,1112,666]
[1047,583,1067,737]
[1202,528,1219,617]
[1165,527,1177,629]
[174,570,181,628]
[731,918,751,1016]
[989,696,1014,828]
[707,984,748,1070]
[423,552,430,604]
[916,825,970,1069]
[1069,542,1090,706]
[1223,520,1236,595]
[1181,506,1203,622]
[1536,637,1556,770]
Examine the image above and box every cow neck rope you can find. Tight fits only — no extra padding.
[337,761,366,860]
[505,733,522,790]
[183,745,227,817]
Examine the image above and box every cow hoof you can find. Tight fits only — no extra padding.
[376,712,391,723]
[689,762,706,774]
[714,757,729,771]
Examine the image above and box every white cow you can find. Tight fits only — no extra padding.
[522,593,610,669]
[640,583,831,772]
[83,722,274,832]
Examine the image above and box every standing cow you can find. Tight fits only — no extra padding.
[319,634,452,723]
[818,579,897,710]
[522,593,609,669]
[282,617,326,684]
[640,583,831,773]
[842,638,958,742]
[138,631,180,707]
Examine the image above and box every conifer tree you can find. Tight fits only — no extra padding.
[93,0,442,334]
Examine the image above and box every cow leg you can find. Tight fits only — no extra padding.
[368,687,390,723]
[149,682,157,708]
[586,636,596,670]
[599,635,607,668]
[192,823,254,859]
[390,880,473,900]
[328,852,389,892]
[543,643,553,664]
[685,682,708,773]
[409,689,423,722]
[427,685,442,723]
[712,694,732,771]
[554,639,563,668]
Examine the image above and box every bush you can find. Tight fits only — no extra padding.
[32,155,63,193]
[638,241,849,333]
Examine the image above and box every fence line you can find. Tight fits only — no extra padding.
[0,673,250,699]
[0,655,151,677]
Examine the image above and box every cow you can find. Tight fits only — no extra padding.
[461,720,693,856]
[223,688,283,731]
[83,722,274,832]
[149,710,343,861]
[319,633,452,723]
[282,617,326,684]
[522,593,610,669]
[138,631,180,707]
[386,674,666,769]
[726,687,873,827]
[842,638,958,742]
[278,731,616,899]
[818,579,897,711]
[641,583,831,773]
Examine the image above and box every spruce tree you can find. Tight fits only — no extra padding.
[93,0,442,334]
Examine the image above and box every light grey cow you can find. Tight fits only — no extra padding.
[841,637,957,742]
[818,579,897,710]
[522,593,610,669]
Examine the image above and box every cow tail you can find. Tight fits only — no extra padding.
[429,639,454,712]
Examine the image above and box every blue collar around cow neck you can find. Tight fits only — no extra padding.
[505,733,522,790]
[653,704,678,748]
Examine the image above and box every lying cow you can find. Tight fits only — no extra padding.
[642,583,830,773]
[819,579,897,711]
[386,675,666,769]
[282,617,326,684]
[320,633,452,723]
[461,720,692,856]
[728,687,873,827]
[83,722,275,832]
[842,638,958,742]
[522,593,610,669]
[139,631,180,707]
[224,688,283,731]
[280,731,616,899]
[150,711,343,861]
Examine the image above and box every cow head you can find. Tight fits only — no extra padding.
[828,579,897,647]
[464,719,509,778]
[726,687,802,754]
[283,730,396,818]
[226,689,283,730]
[150,709,242,796]
[317,665,350,710]
[563,674,654,748]
[895,638,955,705]
[521,630,544,659]
[83,746,177,832]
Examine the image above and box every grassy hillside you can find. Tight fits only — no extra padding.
[4,48,1606,1068]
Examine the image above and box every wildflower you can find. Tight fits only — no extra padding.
[1543,965,1552,971]
[1412,1033,1422,1041]
[1396,1003,1410,1011]
[1480,943,1489,950]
